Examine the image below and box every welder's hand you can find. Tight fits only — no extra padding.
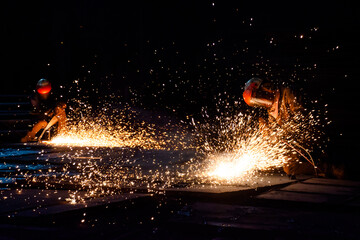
[55,102,67,115]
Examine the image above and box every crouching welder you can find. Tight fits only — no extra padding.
[21,79,66,142]
[243,77,315,177]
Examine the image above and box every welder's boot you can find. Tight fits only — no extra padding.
[283,159,315,178]
[318,162,345,179]
[331,164,345,179]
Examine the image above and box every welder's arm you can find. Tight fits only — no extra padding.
[38,104,67,141]
[283,88,304,113]
[38,111,66,139]
[29,109,54,118]
[37,115,58,141]
[43,116,59,132]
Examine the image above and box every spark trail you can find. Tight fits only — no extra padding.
[194,104,325,184]
[41,95,326,204]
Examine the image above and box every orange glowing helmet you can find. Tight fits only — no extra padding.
[36,78,52,95]
[243,78,275,108]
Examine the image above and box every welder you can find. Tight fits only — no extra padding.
[243,77,315,178]
[21,79,66,142]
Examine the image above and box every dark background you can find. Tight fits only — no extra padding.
[2,1,359,177]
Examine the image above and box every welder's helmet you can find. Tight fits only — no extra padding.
[36,78,52,95]
[243,78,276,108]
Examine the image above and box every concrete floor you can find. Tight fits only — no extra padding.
[0,144,359,239]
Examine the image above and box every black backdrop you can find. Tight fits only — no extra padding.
[2,0,359,177]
